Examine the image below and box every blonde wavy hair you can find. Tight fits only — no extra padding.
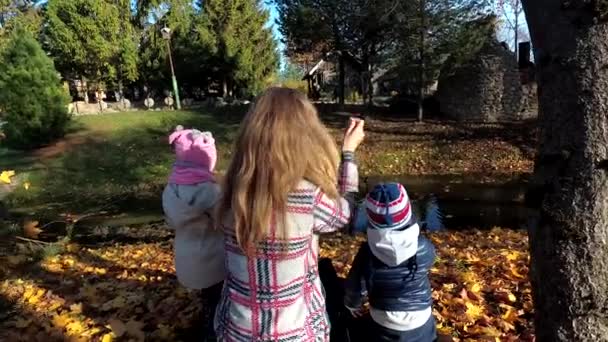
[218,87,340,253]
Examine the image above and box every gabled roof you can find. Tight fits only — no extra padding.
[302,59,326,80]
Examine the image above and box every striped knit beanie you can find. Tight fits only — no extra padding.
[365,182,413,230]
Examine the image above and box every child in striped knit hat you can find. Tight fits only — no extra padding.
[162,125,224,340]
[344,182,437,342]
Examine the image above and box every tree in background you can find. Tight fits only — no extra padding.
[274,0,397,105]
[496,0,528,56]
[0,28,70,149]
[344,0,400,106]
[389,0,490,121]
[42,0,139,94]
[196,0,278,97]
[0,0,43,47]
[275,0,489,113]
[521,0,608,340]
[136,0,195,97]
[274,0,333,67]
[274,0,344,102]
[278,60,308,94]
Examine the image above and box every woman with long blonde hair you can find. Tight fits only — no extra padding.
[214,87,364,341]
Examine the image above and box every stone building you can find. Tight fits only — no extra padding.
[436,40,537,122]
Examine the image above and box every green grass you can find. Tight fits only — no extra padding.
[1,108,534,219]
[2,109,242,216]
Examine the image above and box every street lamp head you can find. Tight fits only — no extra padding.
[161,26,171,40]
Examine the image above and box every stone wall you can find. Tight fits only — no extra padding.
[436,41,538,122]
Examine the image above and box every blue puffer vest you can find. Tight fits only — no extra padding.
[363,237,435,312]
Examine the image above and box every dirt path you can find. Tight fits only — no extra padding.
[31,133,92,162]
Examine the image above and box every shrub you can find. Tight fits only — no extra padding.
[0,28,70,149]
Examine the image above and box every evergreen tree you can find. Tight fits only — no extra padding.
[0,0,42,48]
[273,0,334,65]
[0,28,70,149]
[196,0,278,97]
[43,0,139,87]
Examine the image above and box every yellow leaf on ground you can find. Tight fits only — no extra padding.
[63,257,75,267]
[48,301,62,311]
[23,220,42,239]
[94,267,107,275]
[505,251,520,261]
[22,287,35,299]
[28,294,41,304]
[509,266,525,279]
[0,170,15,184]
[465,302,484,320]
[52,314,72,329]
[101,333,114,342]
[108,319,126,337]
[66,320,87,335]
[69,303,83,314]
[501,304,519,323]
[23,181,30,190]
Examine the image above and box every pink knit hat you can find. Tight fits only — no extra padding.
[168,125,216,185]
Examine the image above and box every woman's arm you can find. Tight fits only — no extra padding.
[312,152,359,233]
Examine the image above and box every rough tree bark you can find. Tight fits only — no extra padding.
[521,1,608,341]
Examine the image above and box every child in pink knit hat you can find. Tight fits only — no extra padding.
[162,125,224,340]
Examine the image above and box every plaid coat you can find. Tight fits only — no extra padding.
[214,153,358,342]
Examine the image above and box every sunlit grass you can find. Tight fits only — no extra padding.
[2,110,533,217]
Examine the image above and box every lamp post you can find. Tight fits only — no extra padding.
[161,26,181,110]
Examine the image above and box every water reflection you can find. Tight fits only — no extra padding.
[363,174,531,230]
[417,195,444,232]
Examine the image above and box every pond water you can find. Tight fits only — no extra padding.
[363,174,532,230]
[36,174,532,232]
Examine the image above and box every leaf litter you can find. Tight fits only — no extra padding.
[1,224,533,341]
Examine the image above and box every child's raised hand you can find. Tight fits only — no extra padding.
[342,117,365,152]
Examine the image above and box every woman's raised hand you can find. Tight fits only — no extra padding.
[342,117,365,152]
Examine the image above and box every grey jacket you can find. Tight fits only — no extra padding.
[162,182,224,289]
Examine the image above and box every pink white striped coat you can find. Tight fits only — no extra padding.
[214,153,358,341]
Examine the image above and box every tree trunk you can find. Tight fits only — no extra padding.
[417,0,425,122]
[339,52,345,107]
[514,4,519,58]
[522,1,608,340]
[118,80,125,108]
[367,60,374,109]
